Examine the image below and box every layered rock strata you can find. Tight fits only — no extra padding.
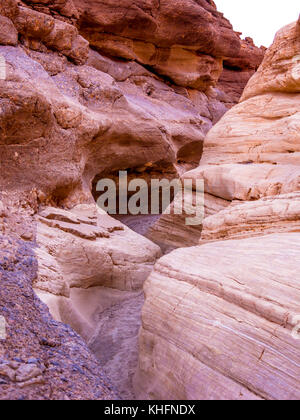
[136,18,300,400]
[73,0,264,94]
[0,0,265,399]
[149,18,300,250]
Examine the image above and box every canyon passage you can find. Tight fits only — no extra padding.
[0,0,299,401]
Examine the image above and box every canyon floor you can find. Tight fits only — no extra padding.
[89,290,144,400]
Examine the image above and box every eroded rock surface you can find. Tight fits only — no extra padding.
[35,204,160,331]
[136,233,300,400]
[0,0,264,214]
[136,18,300,400]
[0,234,116,400]
[74,0,264,93]
[149,18,300,250]
[0,0,265,400]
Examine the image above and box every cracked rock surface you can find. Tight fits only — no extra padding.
[0,234,116,400]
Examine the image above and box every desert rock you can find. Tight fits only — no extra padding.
[135,18,300,400]
[0,234,117,400]
[0,0,268,400]
[74,0,264,92]
[135,233,300,400]
[149,18,300,250]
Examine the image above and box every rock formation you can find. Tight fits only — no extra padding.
[148,17,300,250]
[136,18,300,400]
[136,233,300,400]
[0,1,264,210]
[73,0,264,91]
[0,230,117,400]
[0,0,267,400]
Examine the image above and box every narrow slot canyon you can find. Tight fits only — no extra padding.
[0,0,299,402]
[35,165,183,399]
[34,201,163,399]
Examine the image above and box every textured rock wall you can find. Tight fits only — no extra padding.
[0,0,264,399]
[148,18,300,250]
[73,0,264,92]
[135,17,300,400]
[0,1,264,214]
[0,228,117,399]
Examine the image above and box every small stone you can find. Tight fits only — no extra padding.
[20,231,34,241]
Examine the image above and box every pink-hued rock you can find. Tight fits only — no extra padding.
[135,18,300,401]
[148,18,300,250]
[0,0,268,401]
[135,233,300,400]
[73,0,264,92]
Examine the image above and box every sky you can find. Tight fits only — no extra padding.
[214,0,299,47]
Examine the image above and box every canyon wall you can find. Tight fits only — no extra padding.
[0,0,265,399]
[0,0,264,211]
[135,17,300,400]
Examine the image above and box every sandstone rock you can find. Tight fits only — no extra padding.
[34,204,161,395]
[15,6,89,64]
[217,68,255,107]
[0,16,18,46]
[241,19,300,101]
[26,50,68,76]
[0,0,267,401]
[135,233,300,400]
[197,19,300,171]
[0,0,18,21]
[0,201,6,217]
[0,44,220,209]
[22,0,80,21]
[185,163,300,202]
[0,0,264,215]
[73,0,264,91]
[136,19,300,401]
[199,93,300,169]
[35,205,161,296]
[202,192,300,242]
[0,234,116,400]
[149,18,300,250]
[44,18,89,64]
[147,193,231,252]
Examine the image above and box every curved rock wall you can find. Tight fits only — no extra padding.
[0,0,265,399]
[148,18,300,249]
[0,1,264,213]
[136,17,300,400]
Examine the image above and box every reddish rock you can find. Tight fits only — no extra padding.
[73,0,264,94]
[0,0,267,401]
[0,0,18,21]
[0,16,18,46]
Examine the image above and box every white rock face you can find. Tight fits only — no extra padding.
[147,19,300,251]
[35,204,161,335]
[135,233,300,400]
[135,19,300,400]
[34,204,162,399]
